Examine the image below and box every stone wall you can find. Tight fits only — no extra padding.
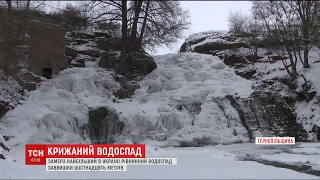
[28,20,67,78]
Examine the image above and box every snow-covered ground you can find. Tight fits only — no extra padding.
[1,143,320,179]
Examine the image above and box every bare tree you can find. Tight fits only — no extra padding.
[2,0,46,12]
[127,0,143,52]
[252,1,302,78]
[243,16,263,63]
[0,0,26,75]
[91,0,190,70]
[227,10,248,36]
[50,2,92,31]
[252,0,320,70]
[137,0,150,49]
[288,0,320,68]
[5,0,12,21]
[118,0,128,75]
[138,1,191,53]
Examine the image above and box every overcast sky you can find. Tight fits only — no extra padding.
[155,1,252,55]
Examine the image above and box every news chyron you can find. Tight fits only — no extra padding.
[26,144,177,171]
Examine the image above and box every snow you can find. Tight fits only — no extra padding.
[294,50,320,139]
[0,68,119,147]
[290,147,320,155]
[185,30,230,45]
[259,153,320,168]
[111,52,254,146]
[71,41,97,52]
[183,30,246,52]
[0,52,256,149]
[297,50,320,139]
[190,38,229,51]
[1,144,319,179]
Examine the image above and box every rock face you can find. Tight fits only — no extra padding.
[86,107,125,144]
[65,31,115,68]
[99,51,157,80]
[179,30,265,77]
[0,132,9,160]
[99,51,157,99]
[28,20,68,78]
[0,102,11,121]
[0,73,24,119]
[65,29,157,99]
[96,37,122,52]
[227,91,308,141]
[65,31,157,99]
[178,30,311,141]
[180,30,248,55]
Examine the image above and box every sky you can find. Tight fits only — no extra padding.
[155,1,252,55]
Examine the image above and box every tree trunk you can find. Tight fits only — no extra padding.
[138,1,150,49]
[118,0,128,75]
[128,0,143,52]
[254,46,258,64]
[3,0,13,74]
[5,0,12,22]
[303,47,310,68]
[26,0,30,11]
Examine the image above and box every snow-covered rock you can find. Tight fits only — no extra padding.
[0,131,9,160]
[180,30,320,141]
[0,72,24,119]
[180,30,248,55]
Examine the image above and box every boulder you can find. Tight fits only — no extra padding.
[66,47,80,57]
[69,54,97,68]
[66,48,102,59]
[85,107,125,144]
[192,42,248,55]
[224,54,248,68]
[236,70,257,80]
[0,102,10,120]
[129,52,157,76]
[16,72,42,91]
[179,30,265,69]
[0,74,24,118]
[0,133,9,160]
[97,38,122,52]
[99,50,157,99]
[94,31,113,39]
[99,51,157,80]
[179,30,248,55]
